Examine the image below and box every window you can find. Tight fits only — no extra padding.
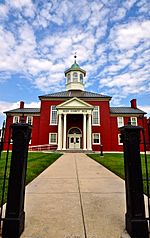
[117,117,124,127]
[80,74,83,83]
[93,133,100,144]
[73,72,78,82]
[92,106,100,125]
[67,74,71,83]
[49,133,57,144]
[50,106,57,125]
[27,116,33,125]
[13,116,19,123]
[131,117,137,126]
[118,134,123,145]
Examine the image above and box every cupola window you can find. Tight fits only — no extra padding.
[67,74,71,83]
[73,72,78,82]
[80,74,83,83]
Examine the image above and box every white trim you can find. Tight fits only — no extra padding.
[62,114,67,149]
[68,127,82,135]
[131,117,137,126]
[50,105,57,125]
[92,106,100,126]
[118,134,123,145]
[117,117,124,128]
[13,116,19,123]
[92,133,101,145]
[49,133,57,144]
[26,116,33,125]
[57,97,94,109]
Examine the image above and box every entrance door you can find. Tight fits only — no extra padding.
[68,127,82,149]
[69,135,80,149]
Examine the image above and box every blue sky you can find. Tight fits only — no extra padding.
[0,0,150,127]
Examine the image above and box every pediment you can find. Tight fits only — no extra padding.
[57,97,93,109]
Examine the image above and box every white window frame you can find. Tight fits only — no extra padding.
[50,106,57,125]
[80,73,83,83]
[131,117,137,126]
[26,116,33,125]
[118,134,123,145]
[92,106,100,125]
[117,117,124,128]
[67,73,71,83]
[92,133,101,145]
[73,72,78,82]
[13,116,19,123]
[49,133,57,144]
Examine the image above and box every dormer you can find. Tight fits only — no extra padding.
[65,56,86,91]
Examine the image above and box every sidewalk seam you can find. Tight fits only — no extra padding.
[75,157,87,238]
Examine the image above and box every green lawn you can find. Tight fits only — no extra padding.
[0,152,62,204]
[87,153,150,195]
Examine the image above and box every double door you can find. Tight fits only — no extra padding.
[69,134,81,149]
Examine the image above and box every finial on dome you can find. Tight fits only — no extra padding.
[74,52,77,63]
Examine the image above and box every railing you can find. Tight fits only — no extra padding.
[29,144,57,151]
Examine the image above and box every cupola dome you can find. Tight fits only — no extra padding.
[65,55,86,91]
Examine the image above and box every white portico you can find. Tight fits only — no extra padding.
[57,97,93,150]
[56,55,93,151]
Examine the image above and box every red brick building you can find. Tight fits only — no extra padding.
[3,60,150,152]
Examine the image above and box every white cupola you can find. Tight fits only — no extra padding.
[64,55,86,91]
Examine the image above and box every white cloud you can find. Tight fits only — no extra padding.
[0,0,149,124]
[0,4,8,18]
[111,20,150,49]
[7,0,35,17]
[139,105,150,117]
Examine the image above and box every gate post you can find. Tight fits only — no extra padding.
[120,124,149,238]
[2,122,31,238]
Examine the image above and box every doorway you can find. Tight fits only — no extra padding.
[68,127,82,149]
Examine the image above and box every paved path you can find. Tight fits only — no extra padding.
[21,153,126,238]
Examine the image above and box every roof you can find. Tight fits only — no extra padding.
[110,107,146,115]
[4,108,40,114]
[71,62,80,69]
[39,90,111,99]
[64,60,86,76]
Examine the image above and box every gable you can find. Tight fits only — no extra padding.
[57,97,93,109]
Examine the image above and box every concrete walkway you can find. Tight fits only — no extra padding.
[21,153,126,238]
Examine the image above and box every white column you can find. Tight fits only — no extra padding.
[87,114,92,150]
[83,114,87,150]
[57,114,62,150]
[63,114,67,150]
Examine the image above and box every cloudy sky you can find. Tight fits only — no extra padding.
[0,0,150,127]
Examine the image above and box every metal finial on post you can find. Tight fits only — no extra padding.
[127,118,131,125]
[20,113,25,124]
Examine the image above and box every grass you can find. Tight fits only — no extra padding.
[0,151,62,204]
[87,153,150,195]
